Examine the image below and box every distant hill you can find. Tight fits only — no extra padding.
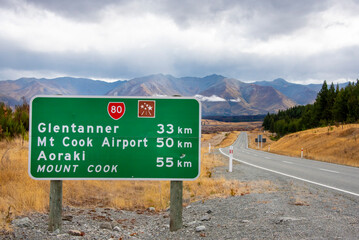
[254,78,318,105]
[107,74,296,115]
[0,77,124,106]
[0,74,339,116]
[254,78,350,105]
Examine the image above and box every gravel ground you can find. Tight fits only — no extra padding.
[3,151,359,239]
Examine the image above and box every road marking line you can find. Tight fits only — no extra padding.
[265,157,271,159]
[282,161,293,164]
[219,148,359,197]
[319,168,340,174]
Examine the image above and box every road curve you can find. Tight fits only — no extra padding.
[219,132,359,197]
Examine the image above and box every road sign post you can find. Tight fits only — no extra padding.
[170,181,183,231]
[258,135,262,149]
[29,96,201,231]
[48,180,62,232]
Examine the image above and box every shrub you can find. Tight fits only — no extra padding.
[0,98,29,140]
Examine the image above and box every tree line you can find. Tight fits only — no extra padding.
[0,97,29,140]
[263,80,359,137]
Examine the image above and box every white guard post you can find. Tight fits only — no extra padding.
[301,147,303,159]
[209,143,211,153]
[229,146,233,172]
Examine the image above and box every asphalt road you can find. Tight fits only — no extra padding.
[219,132,359,197]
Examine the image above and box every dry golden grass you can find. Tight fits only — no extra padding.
[202,119,262,128]
[201,119,262,134]
[202,132,227,147]
[0,133,254,229]
[0,138,49,230]
[201,133,217,142]
[249,124,359,167]
[217,131,240,148]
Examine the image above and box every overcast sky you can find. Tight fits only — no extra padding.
[0,0,358,83]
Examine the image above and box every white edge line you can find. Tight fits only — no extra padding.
[319,168,340,174]
[282,161,294,164]
[219,148,359,197]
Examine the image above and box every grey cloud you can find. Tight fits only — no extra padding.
[0,0,123,21]
[1,0,358,83]
[0,38,173,79]
[293,45,359,81]
[29,0,120,20]
[1,32,358,82]
[6,0,333,39]
[242,1,325,39]
[171,45,359,83]
[151,0,331,39]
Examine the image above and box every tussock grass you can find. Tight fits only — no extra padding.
[201,133,217,142]
[0,133,247,229]
[0,139,49,230]
[250,124,359,167]
[217,131,240,148]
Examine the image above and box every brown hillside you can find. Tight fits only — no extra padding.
[249,124,359,167]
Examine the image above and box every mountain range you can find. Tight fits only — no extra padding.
[0,74,348,116]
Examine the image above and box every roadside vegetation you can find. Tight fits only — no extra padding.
[0,98,29,141]
[0,132,248,230]
[249,124,359,167]
[263,80,359,137]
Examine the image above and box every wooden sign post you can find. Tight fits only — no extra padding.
[170,181,183,231]
[48,180,62,231]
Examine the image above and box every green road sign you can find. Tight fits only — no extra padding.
[29,96,201,180]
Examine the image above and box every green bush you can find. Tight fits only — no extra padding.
[0,97,29,140]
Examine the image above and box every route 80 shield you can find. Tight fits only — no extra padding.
[107,102,125,120]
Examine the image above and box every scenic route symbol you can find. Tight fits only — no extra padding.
[138,100,155,118]
[108,102,125,120]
